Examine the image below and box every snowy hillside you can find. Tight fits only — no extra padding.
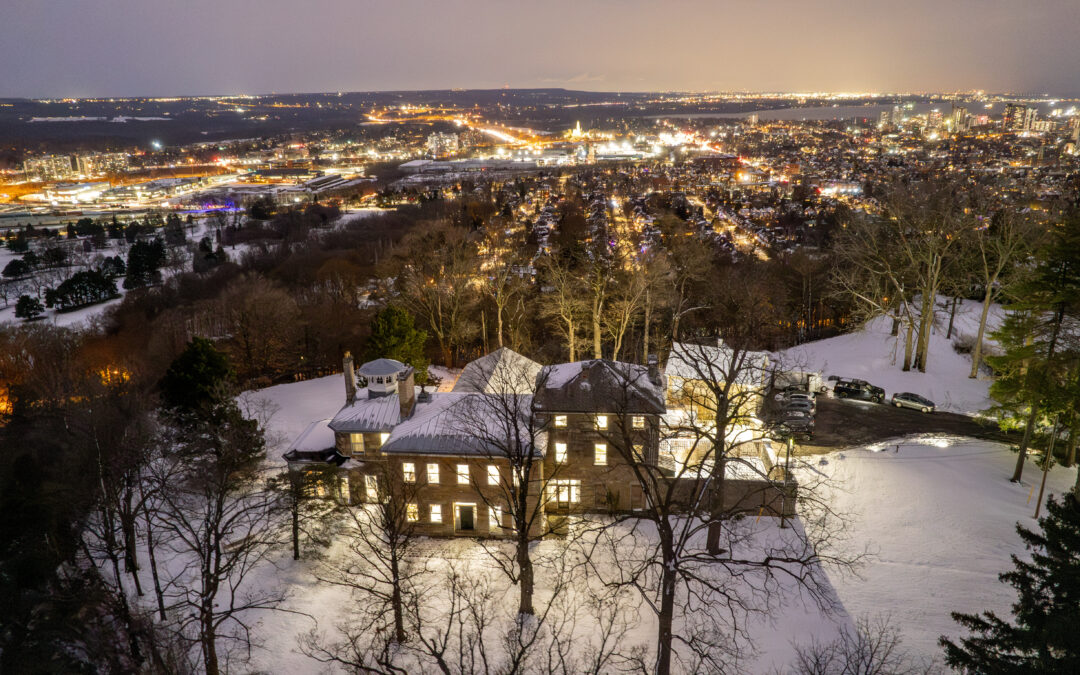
[242,375,1078,673]
[779,299,1005,415]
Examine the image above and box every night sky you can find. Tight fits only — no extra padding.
[2,0,1078,98]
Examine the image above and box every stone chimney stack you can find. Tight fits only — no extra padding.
[398,366,416,419]
[343,351,357,405]
[647,354,660,386]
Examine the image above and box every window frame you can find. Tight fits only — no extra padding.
[487,464,499,486]
[554,414,567,428]
[457,464,470,485]
[595,414,608,430]
[427,463,440,484]
[430,504,442,523]
[554,441,568,463]
[402,462,416,483]
[594,443,607,466]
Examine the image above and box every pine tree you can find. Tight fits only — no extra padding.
[940,495,1080,672]
[364,306,429,385]
[988,214,1080,481]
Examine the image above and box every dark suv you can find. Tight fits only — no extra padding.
[832,377,885,404]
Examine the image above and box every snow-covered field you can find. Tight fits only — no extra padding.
[779,298,1005,415]
[241,373,1078,673]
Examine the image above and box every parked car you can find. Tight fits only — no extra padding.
[891,392,936,413]
[784,392,817,407]
[833,378,885,403]
[780,409,815,435]
[775,385,816,401]
[782,398,816,415]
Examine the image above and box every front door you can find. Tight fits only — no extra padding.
[457,504,475,531]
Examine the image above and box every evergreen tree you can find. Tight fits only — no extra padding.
[2,258,29,279]
[940,495,1080,672]
[364,305,429,384]
[988,214,1080,481]
[44,270,117,311]
[123,238,165,289]
[14,295,43,321]
[159,337,234,416]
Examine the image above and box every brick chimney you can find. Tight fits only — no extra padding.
[398,366,416,419]
[343,351,357,405]
[647,354,660,386]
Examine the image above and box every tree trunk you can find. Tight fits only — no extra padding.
[517,538,535,616]
[655,554,676,675]
[902,317,914,372]
[1012,406,1038,482]
[592,302,602,360]
[642,288,651,363]
[566,317,576,362]
[144,508,167,621]
[946,296,958,340]
[970,289,994,378]
[916,296,933,372]
[202,608,219,675]
[292,500,300,561]
[390,553,406,643]
[496,301,504,349]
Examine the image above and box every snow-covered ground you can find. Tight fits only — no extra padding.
[241,374,1078,673]
[779,298,1005,415]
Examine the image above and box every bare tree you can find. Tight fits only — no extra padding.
[538,254,586,362]
[451,365,552,617]
[392,221,480,366]
[965,207,1040,378]
[585,363,857,675]
[782,614,942,675]
[151,405,288,675]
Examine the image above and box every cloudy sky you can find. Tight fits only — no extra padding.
[2,0,1078,98]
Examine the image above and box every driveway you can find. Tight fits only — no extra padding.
[792,396,1012,452]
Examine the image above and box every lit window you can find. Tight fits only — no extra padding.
[633,444,645,462]
[555,442,567,463]
[554,415,567,428]
[407,503,419,522]
[490,506,502,529]
[457,464,470,484]
[338,476,350,502]
[379,432,390,444]
[402,462,416,483]
[487,465,499,485]
[365,474,378,502]
[349,433,363,451]
[427,463,440,484]
[595,415,608,430]
[594,443,607,466]
[633,415,645,429]
[430,504,442,523]
[548,479,581,504]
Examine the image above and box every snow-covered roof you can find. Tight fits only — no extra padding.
[665,341,770,389]
[452,347,542,395]
[289,419,336,453]
[534,359,666,414]
[329,390,402,432]
[357,358,406,377]
[381,392,542,457]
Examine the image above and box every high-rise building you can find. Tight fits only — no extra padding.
[23,154,75,181]
[950,103,969,132]
[75,152,129,177]
[1003,103,1037,131]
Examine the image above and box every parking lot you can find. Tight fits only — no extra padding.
[793,395,1013,452]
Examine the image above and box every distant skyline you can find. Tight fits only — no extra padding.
[2,0,1079,99]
